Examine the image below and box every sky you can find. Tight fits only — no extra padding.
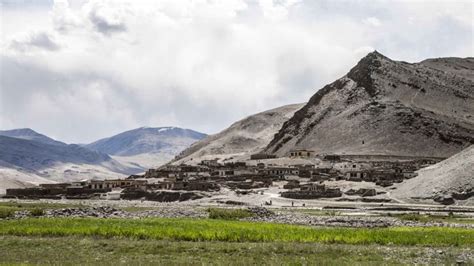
[0,0,472,143]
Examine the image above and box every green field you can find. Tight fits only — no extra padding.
[1,217,474,246]
[1,235,472,265]
[1,217,473,264]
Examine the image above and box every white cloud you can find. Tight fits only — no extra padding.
[82,0,130,35]
[0,0,472,143]
[258,0,300,21]
[51,0,83,33]
[9,31,60,52]
[363,17,381,27]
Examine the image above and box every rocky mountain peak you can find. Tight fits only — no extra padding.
[346,51,390,97]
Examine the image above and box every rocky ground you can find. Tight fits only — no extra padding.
[245,210,474,228]
[11,206,206,219]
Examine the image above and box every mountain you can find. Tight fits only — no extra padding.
[0,135,141,174]
[87,127,206,156]
[0,126,205,192]
[0,135,112,170]
[264,52,474,158]
[172,104,304,165]
[392,145,474,204]
[86,127,207,168]
[0,128,65,146]
[0,134,143,193]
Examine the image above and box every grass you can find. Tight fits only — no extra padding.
[0,201,160,214]
[29,208,45,217]
[0,207,15,218]
[0,201,72,218]
[0,201,83,210]
[1,235,471,265]
[118,206,156,212]
[207,207,254,220]
[0,201,84,218]
[288,209,474,225]
[1,217,474,246]
[394,213,474,224]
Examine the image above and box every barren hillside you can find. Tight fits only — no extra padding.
[172,104,304,165]
[392,145,474,204]
[264,52,474,157]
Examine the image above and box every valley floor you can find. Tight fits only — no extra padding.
[1,200,474,265]
[1,236,473,265]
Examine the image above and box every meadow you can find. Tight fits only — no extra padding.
[1,217,474,246]
[2,235,472,265]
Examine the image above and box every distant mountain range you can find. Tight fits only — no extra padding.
[0,135,112,170]
[0,128,65,146]
[0,127,206,193]
[86,127,206,156]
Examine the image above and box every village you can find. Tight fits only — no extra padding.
[4,149,443,204]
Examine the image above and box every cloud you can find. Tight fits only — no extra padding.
[363,17,381,27]
[9,31,60,52]
[0,0,472,143]
[258,0,300,21]
[83,0,129,35]
[51,0,82,33]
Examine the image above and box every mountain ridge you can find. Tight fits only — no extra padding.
[0,135,138,173]
[86,126,207,157]
[0,128,65,146]
[264,51,474,157]
[172,103,305,165]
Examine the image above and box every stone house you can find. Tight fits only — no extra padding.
[89,179,147,190]
[323,154,341,162]
[218,169,235,177]
[200,159,220,167]
[344,170,370,181]
[250,153,277,160]
[300,183,325,192]
[288,149,315,158]
[265,167,299,176]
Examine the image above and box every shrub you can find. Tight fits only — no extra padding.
[29,208,45,217]
[207,208,254,220]
[0,207,15,219]
[398,213,425,222]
